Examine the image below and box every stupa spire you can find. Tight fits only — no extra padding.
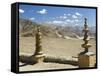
[81,18,91,54]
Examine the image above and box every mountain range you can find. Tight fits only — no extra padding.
[19,18,96,39]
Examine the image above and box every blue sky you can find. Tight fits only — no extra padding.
[19,4,96,26]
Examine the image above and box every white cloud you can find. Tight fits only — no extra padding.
[72,15,78,18]
[53,20,63,24]
[75,12,82,16]
[46,20,63,24]
[59,15,67,19]
[19,9,24,13]
[65,19,74,23]
[64,14,66,16]
[29,17,35,21]
[46,20,68,25]
[66,19,71,22]
[37,9,47,14]
[63,16,67,19]
[75,19,79,22]
[75,24,79,26]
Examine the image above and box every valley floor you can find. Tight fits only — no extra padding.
[19,37,96,72]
